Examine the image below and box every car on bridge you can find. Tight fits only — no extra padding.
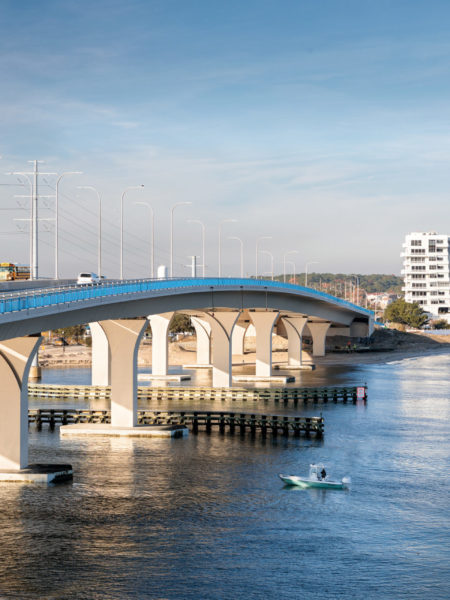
[77,272,101,285]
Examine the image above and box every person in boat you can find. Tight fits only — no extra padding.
[320,467,327,480]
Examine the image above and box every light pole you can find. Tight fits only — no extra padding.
[121,185,144,279]
[170,202,192,278]
[135,201,154,278]
[305,261,319,287]
[77,186,102,277]
[256,236,272,279]
[228,236,244,277]
[55,172,82,278]
[187,219,206,277]
[287,260,297,284]
[261,250,274,280]
[283,250,298,283]
[218,219,237,277]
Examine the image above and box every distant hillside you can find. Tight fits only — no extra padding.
[271,273,403,294]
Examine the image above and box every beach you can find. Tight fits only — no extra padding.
[37,329,450,369]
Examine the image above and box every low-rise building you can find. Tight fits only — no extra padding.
[366,292,398,309]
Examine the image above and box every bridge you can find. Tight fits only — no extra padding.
[0,277,373,478]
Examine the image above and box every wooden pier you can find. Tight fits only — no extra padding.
[28,383,366,404]
[28,408,324,438]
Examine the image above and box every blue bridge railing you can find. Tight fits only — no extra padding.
[0,277,373,317]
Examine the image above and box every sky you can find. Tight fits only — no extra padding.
[1,0,450,279]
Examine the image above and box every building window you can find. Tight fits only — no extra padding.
[411,240,422,246]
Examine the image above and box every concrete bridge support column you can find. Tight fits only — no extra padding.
[249,311,279,377]
[0,335,42,470]
[282,316,308,366]
[191,316,211,366]
[308,322,331,357]
[148,312,175,376]
[95,319,148,427]
[203,311,240,387]
[90,321,111,385]
[232,322,247,355]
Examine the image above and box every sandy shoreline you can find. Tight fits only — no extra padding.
[38,334,450,370]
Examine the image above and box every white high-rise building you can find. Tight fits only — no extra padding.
[401,232,450,322]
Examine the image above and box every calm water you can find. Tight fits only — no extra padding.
[0,355,449,599]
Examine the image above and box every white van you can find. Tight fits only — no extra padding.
[77,272,100,285]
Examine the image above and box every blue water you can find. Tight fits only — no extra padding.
[0,355,449,599]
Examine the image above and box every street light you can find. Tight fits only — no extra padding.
[188,219,206,277]
[218,219,237,277]
[228,236,244,278]
[305,260,319,287]
[261,250,274,280]
[77,186,102,277]
[135,201,154,278]
[170,202,192,277]
[55,172,82,278]
[120,185,144,279]
[283,250,299,283]
[256,236,272,279]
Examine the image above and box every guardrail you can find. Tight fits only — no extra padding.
[0,277,373,316]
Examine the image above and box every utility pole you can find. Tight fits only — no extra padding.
[9,161,55,280]
[32,161,38,279]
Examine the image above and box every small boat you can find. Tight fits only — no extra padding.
[279,463,350,490]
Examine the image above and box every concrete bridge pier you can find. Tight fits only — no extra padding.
[188,316,212,368]
[281,315,314,370]
[0,335,72,483]
[203,311,241,387]
[307,322,331,357]
[250,311,279,377]
[231,322,248,356]
[148,312,174,377]
[62,318,187,438]
[90,321,111,385]
[145,312,191,382]
[233,311,294,384]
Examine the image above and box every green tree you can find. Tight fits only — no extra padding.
[384,299,428,328]
[53,325,86,343]
[169,314,194,334]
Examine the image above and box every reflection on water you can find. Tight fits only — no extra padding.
[0,354,448,598]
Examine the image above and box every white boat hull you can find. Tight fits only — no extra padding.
[279,474,349,489]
